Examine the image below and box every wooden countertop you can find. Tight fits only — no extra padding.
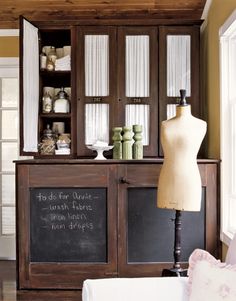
[14,158,220,164]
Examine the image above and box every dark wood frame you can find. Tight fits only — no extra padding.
[77,26,117,157]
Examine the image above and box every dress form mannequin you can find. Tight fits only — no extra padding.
[158,97,207,211]
[157,90,207,276]
[157,90,206,276]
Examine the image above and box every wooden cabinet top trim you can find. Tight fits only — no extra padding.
[14,158,220,165]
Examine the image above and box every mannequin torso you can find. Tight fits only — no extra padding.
[157,105,207,211]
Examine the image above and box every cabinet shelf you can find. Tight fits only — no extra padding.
[39,113,71,118]
[35,154,73,159]
[40,70,71,76]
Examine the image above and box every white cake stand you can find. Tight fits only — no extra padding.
[87,145,114,160]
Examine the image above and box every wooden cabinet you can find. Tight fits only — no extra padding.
[17,18,214,301]
[16,160,219,291]
[20,19,201,159]
[17,15,217,301]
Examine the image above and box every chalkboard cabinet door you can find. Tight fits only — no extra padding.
[16,164,117,289]
[117,163,218,277]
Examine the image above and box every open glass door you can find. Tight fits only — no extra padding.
[20,17,39,156]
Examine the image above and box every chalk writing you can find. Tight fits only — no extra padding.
[33,189,104,233]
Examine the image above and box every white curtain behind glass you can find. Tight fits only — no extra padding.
[126,35,150,97]
[85,35,109,97]
[85,104,109,145]
[125,104,149,145]
[166,104,177,120]
[23,19,39,152]
[167,35,191,97]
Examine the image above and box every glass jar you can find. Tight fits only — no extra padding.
[47,46,57,64]
[43,124,53,139]
[53,88,70,113]
[40,50,47,70]
[46,58,54,71]
[42,91,53,113]
[46,46,57,71]
[39,124,56,155]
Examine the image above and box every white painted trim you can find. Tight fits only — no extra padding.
[0,58,19,68]
[201,19,208,33]
[0,58,19,78]
[201,0,213,20]
[219,9,236,36]
[221,231,233,247]
[219,12,236,247]
[0,58,19,260]
[200,0,213,32]
[0,29,19,37]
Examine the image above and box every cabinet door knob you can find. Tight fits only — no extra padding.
[119,177,130,184]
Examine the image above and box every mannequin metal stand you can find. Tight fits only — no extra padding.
[162,210,187,277]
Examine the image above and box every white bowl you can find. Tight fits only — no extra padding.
[87,145,113,160]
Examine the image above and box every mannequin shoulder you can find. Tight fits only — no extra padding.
[192,117,207,130]
[161,117,207,132]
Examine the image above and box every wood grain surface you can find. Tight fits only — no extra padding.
[0,0,207,28]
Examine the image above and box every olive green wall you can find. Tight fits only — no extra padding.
[201,0,236,159]
[0,36,19,57]
[201,0,236,257]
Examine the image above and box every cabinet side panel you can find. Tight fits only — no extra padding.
[16,164,30,288]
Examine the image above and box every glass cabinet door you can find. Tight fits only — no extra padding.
[166,35,191,97]
[77,27,116,157]
[117,27,158,157]
[159,26,200,155]
[20,17,75,158]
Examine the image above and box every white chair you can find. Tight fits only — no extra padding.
[82,234,236,301]
[82,277,188,301]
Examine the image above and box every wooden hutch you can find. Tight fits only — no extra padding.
[16,14,220,301]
